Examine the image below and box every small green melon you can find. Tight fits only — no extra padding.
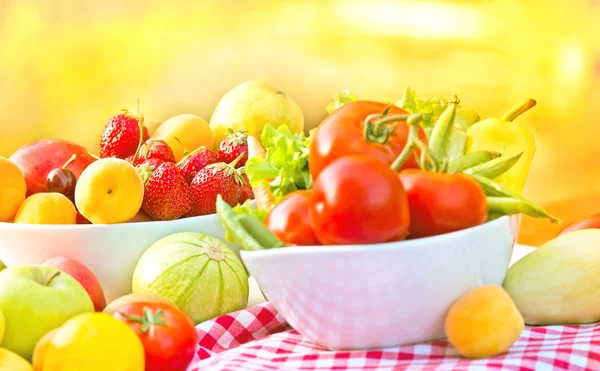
[132,232,249,324]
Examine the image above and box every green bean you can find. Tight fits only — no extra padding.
[238,214,285,249]
[486,197,559,223]
[469,174,559,222]
[216,196,266,251]
[428,100,457,162]
[469,174,520,198]
[447,150,500,173]
[464,152,523,179]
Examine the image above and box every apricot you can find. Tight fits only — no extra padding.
[14,193,76,225]
[445,285,524,359]
[152,114,213,162]
[0,157,27,222]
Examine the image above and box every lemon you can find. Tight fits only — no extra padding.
[152,114,213,161]
[74,158,144,224]
[14,193,76,225]
[43,313,144,371]
[0,157,27,222]
[209,81,304,149]
[0,347,32,371]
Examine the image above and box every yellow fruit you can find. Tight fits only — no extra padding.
[209,81,304,149]
[152,114,213,161]
[0,308,4,344]
[32,328,58,371]
[14,193,76,225]
[445,285,524,359]
[43,313,144,371]
[0,347,32,371]
[0,157,27,222]
[74,158,144,224]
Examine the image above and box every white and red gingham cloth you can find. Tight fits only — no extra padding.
[186,302,600,371]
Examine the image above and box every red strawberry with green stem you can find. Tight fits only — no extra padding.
[188,154,245,216]
[100,101,149,159]
[138,162,191,220]
[138,139,175,163]
[218,129,248,168]
[175,138,220,184]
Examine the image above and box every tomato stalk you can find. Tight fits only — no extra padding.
[390,114,438,172]
[362,108,412,145]
[119,307,166,333]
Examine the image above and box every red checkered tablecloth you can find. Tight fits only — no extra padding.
[186,302,600,371]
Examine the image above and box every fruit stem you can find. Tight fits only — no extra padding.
[45,271,61,286]
[501,99,537,122]
[229,153,244,168]
[174,137,190,157]
[363,112,412,145]
[118,307,165,333]
[390,114,433,171]
[89,153,101,161]
[61,154,77,169]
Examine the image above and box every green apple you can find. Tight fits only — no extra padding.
[0,265,94,360]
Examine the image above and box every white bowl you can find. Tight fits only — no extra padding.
[0,215,235,303]
[241,215,519,351]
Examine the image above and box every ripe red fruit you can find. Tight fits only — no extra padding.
[139,162,191,220]
[138,139,175,163]
[177,147,220,184]
[218,129,248,168]
[189,158,244,216]
[238,174,254,203]
[100,110,149,159]
[266,190,319,246]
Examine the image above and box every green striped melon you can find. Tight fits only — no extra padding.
[132,232,249,324]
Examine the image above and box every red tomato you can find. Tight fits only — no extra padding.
[309,155,410,245]
[399,169,487,238]
[557,213,600,236]
[265,190,320,246]
[309,101,427,179]
[114,302,198,371]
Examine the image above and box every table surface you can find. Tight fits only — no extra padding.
[245,243,537,308]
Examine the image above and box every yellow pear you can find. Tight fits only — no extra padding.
[209,81,304,149]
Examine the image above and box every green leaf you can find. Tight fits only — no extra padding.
[397,86,480,130]
[326,89,357,114]
[397,86,481,160]
[232,200,268,223]
[244,124,312,202]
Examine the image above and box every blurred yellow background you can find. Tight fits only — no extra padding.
[2,0,600,244]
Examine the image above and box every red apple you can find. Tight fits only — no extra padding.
[42,256,106,311]
[9,139,96,196]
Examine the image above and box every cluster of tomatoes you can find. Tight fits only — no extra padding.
[265,101,489,246]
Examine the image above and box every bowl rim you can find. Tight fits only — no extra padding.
[0,212,219,231]
[241,215,516,257]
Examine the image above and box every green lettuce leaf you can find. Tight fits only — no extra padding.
[398,86,480,130]
[326,89,357,114]
[398,86,481,160]
[245,124,312,202]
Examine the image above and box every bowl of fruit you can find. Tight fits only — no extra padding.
[218,88,558,351]
[0,96,272,302]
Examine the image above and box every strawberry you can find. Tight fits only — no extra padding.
[178,146,220,184]
[138,162,191,220]
[138,139,175,163]
[218,129,248,168]
[100,109,149,159]
[189,156,245,216]
[238,173,254,203]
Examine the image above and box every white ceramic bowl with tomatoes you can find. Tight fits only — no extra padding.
[241,215,519,351]
[0,214,234,302]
